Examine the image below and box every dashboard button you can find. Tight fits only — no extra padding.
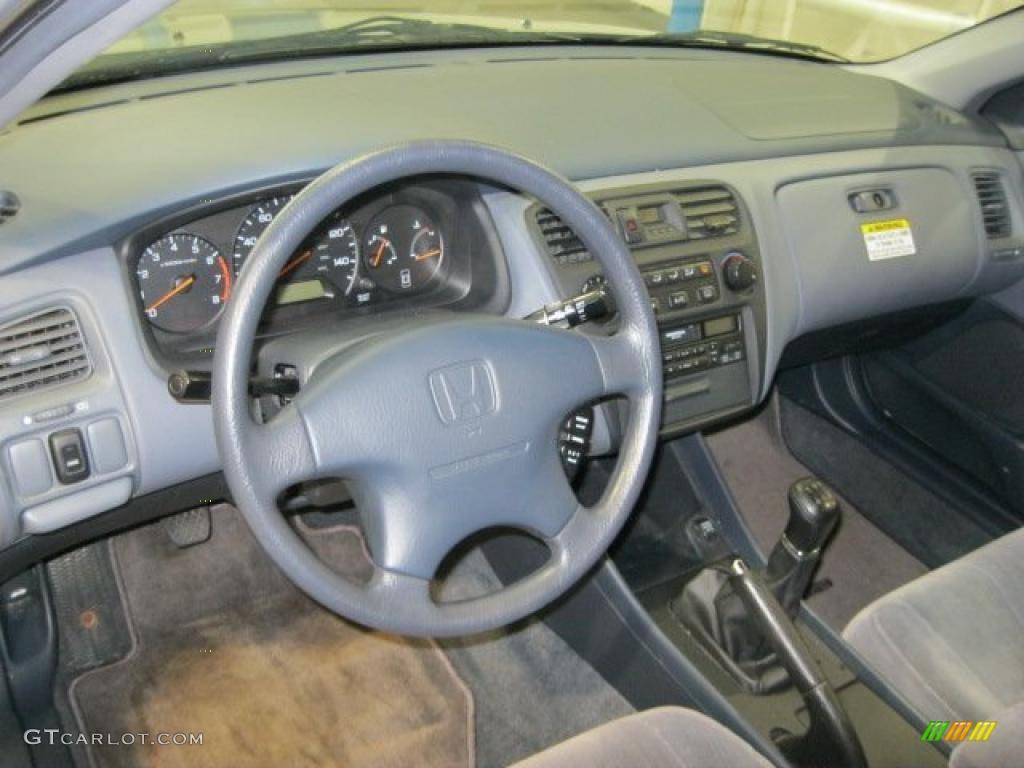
[669,291,689,309]
[49,428,89,485]
[87,418,128,475]
[697,285,719,304]
[8,439,53,497]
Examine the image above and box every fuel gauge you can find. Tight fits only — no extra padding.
[362,205,444,293]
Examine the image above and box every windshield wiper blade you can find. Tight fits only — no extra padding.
[622,29,847,63]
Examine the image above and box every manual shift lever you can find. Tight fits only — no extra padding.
[764,477,840,618]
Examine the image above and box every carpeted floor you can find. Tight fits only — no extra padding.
[437,552,634,768]
[70,509,473,768]
[64,505,632,768]
[705,397,928,630]
[778,397,995,568]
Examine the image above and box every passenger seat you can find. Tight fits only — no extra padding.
[843,527,1024,765]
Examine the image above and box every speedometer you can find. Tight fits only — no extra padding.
[232,196,292,275]
[233,198,362,305]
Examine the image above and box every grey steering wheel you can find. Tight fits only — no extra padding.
[212,141,662,637]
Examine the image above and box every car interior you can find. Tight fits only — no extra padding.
[2,2,1024,767]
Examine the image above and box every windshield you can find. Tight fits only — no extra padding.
[65,0,1024,88]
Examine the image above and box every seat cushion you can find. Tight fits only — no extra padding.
[843,527,1024,721]
[950,701,1024,768]
[510,707,773,768]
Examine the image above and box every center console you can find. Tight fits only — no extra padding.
[531,181,766,436]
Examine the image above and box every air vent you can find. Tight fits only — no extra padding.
[0,191,19,226]
[535,208,592,265]
[972,173,1011,239]
[675,186,739,239]
[0,308,92,401]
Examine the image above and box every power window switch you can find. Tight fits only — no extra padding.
[49,428,90,485]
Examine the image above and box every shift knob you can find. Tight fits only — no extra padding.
[784,477,840,555]
[765,477,841,617]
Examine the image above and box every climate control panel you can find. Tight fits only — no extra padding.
[643,259,721,316]
[535,179,764,437]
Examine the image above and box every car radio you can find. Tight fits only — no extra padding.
[660,314,746,382]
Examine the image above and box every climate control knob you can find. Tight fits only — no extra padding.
[722,253,758,293]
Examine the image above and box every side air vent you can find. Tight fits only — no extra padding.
[535,208,592,265]
[675,186,739,239]
[972,173,1011,239]
[0,308,92,401]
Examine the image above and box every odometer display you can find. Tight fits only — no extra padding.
[137,234,230,333]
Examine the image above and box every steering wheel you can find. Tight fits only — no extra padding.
[212,141,662,637]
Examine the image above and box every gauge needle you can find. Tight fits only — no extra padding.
[371,239,389,267]
[415,248,442,262]
[146,275,195,313]
[279,249,312,279]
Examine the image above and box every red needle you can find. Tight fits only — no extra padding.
[279,249,312,278]
[371,239,389,267]
[414,248,442,262]
[146,275,195,313]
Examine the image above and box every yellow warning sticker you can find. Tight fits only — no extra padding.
[860,218,916,261]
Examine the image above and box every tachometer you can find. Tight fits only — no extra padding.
[137,234,231,333]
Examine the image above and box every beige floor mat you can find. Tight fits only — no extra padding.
[69,507,474,768]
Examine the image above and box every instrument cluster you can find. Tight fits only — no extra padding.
[127,181,493,360]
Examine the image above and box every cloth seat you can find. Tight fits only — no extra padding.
[510,707,773,768]
[843,527,1024,722]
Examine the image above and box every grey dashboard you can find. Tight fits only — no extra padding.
[1,45,1023,549]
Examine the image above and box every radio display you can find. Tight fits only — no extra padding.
[702,315,739,338]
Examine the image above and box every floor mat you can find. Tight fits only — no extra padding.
[705,397,928,630]
[779,396,994,568]
[70,507,473,768]
[438,551,634,768]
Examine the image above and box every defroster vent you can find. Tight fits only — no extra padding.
[0,308,92,402]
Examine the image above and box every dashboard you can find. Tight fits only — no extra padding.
[121,178,507,363]
[2,45,1024,551]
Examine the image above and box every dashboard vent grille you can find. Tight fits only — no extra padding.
[972,173,1011,239]
[0,308,92,401]
[0,191,19,226]
[535,208,592,265]
[675,186,739,239]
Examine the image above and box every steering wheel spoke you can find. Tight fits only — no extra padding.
[245,405,319,498]
[587,331,648,400]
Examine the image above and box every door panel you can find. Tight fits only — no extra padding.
[862,300,1024,519]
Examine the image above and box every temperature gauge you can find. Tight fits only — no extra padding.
[362,205,444,293]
